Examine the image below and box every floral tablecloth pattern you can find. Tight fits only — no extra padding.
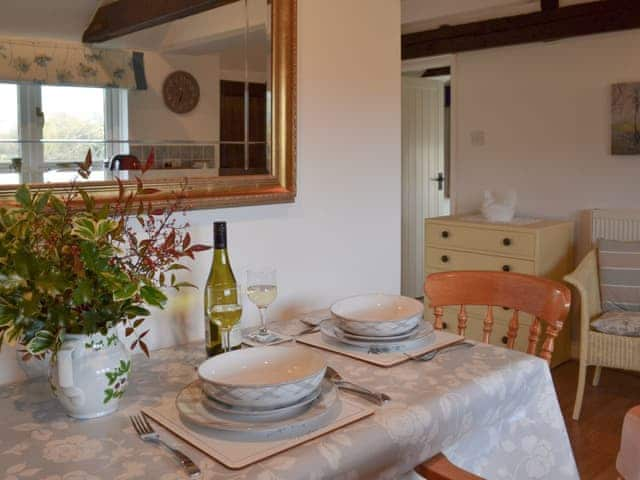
[0,321,578,480]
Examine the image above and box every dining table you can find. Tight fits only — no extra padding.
[0,318,579,480]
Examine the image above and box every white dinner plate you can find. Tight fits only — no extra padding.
[176,379,339,434]
[340,324,419,342]
[203,383,323,418]
[320,318,435,352]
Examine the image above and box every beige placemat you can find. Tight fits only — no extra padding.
[296,330,465,367]
[143,396,373,471]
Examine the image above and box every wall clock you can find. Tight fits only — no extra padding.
[162,70,200,114]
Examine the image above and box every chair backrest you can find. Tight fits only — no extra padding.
[425,271,571,364]
[110,154,140,171]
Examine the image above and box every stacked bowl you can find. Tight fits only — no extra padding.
[321,294,433,351]
[175,346,339,436]
[198,346,327,411]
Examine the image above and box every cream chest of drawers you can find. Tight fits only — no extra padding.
[424,214,574,366]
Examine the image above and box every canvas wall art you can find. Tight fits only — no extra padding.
[612,82,640,155]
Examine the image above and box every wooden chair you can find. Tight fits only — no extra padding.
[415,270,571,480]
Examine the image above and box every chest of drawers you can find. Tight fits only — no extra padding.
[424,214,574,365]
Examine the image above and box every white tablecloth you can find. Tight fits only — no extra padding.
[0,321,578,479]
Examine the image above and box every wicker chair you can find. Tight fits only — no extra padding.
[564,249,640,420]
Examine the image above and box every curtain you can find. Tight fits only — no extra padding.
[0,37,146,90]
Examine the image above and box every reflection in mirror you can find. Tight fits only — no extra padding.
[0,0,271,187]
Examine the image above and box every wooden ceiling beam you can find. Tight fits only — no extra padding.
[83,0,238,44]
[403,0,640,59]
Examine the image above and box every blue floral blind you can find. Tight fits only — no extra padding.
[0,37,146,90]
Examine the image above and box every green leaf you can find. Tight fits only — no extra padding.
[49,195,65,214]
[125,306,151,318]
[34,191,52,213]
[96,219,118,238]
[71,217,97,241]
[14,185,31,208]
[173,282,197,289]
[114,282,138,301]
[72,279,93,305]
[26,330,55,354]
[140,286,167,308]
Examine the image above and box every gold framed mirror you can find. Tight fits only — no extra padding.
[0,0,296,210]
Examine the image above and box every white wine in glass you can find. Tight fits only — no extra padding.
[207,285,242,354]
[246,268,278,342]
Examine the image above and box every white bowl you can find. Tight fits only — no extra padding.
[198,346,327,410]
[331,294,424,337]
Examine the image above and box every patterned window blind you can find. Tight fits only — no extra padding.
[0,37,146,90]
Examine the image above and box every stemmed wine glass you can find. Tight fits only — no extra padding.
[246,268,279,343]
[206,285,242,354]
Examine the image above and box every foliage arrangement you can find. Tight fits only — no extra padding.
[0,150,209,357]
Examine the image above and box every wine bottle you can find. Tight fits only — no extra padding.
[204,222,242,356]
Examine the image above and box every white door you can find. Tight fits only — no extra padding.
[401,76,449,298]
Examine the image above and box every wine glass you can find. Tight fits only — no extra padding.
[206,285,242,355]
[246,268,279,343]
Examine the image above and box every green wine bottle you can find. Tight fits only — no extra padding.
[204,222,241,356]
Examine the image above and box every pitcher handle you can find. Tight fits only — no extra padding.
[57,342,84,406]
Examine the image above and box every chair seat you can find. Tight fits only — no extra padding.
[591,311,640,337]
[617,406,640,480]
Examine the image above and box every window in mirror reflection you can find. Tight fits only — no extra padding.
[42,86,106,182]
[0,83,128,184]
[0,83,20,185]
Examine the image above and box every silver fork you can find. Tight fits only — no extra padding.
[130,414,201,478]
[405,342,475,362]
[325,366,391,405]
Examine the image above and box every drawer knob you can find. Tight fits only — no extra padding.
[501,336,508,345]
[441,230,449,238]
[442,322,448,329]
[502,265,511,272]
[503,238,512,246]
[441,255,449,263]
[502,306,510,311]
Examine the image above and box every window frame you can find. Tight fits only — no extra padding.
[1,83,128,183]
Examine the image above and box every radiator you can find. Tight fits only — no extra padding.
[591,209,640,243]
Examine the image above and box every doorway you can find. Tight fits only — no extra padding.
[401,58,453,298]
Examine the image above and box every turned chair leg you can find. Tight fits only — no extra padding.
[592,365,602,386]
[573,360,587,420]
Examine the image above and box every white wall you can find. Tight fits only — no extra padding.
[452,30,640,227]
[128,52,221,142]
[0,0,401,384]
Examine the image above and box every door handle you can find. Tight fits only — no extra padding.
[430,172,444,191]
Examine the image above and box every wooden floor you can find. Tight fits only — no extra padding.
[552,361,640,479]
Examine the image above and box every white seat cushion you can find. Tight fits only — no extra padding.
[592,311,640,337]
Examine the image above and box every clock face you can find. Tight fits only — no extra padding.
[162,71,200,114]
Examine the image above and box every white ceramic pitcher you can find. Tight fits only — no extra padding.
[49,328,131,419]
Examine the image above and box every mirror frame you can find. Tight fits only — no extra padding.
[0,0,296,210]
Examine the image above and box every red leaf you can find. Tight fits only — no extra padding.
[189,244,211,252]
[143,148,155,173]
[182,232,191,250]
[135,176,143,193]
[116,177,124,201]
[139,329,150,339]
[139,340,150,357]
[125,327,134,337]
[133,318,145,328]
[164,230,176,248]
[83,149,92,170]
[130,340,138,350]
